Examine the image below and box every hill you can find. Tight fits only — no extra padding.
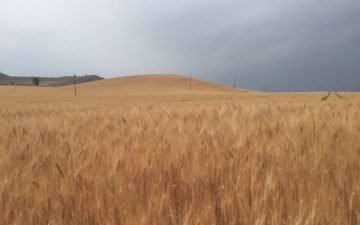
[0,72,11,81]
[0,74,252,100]
[65,74,246,95]
[0,72,10,79]
[0,73,104,86]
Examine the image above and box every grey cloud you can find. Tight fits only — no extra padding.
[0,0,359,91]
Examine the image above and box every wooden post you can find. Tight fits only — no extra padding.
[74,73,77,97]
[189,74,192,89]
[233,76,236,88]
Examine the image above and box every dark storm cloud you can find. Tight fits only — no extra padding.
[1,0,359,91]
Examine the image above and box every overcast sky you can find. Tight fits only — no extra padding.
[1,0,359,91]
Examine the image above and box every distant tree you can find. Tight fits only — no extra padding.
[11,81,14,85]
[32,77,40,86]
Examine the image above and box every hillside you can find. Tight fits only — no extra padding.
[0,74,104,86]
[65,74,246,95]
[0,74,253,100]
[0,72,10,79]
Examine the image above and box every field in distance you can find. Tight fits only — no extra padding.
[0,74,359,224]
[1,74,358,102]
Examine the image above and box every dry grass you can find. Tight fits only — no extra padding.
[0,75,359,225]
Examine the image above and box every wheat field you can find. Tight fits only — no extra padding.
[0,75,359,225]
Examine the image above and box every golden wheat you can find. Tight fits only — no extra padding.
[0,88,359,225]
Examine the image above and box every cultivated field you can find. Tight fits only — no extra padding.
[0,75,359,225]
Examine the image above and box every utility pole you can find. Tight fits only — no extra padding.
[74,73,77,97]
[189,74,192,89]
[233,76,237,88]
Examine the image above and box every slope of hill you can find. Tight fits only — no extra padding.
[0,72,11,81]
[0,74,359,103]
[0,74,251,100]
[0,74,104,86]
[66,74,246,95]
[0,72,10,78]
